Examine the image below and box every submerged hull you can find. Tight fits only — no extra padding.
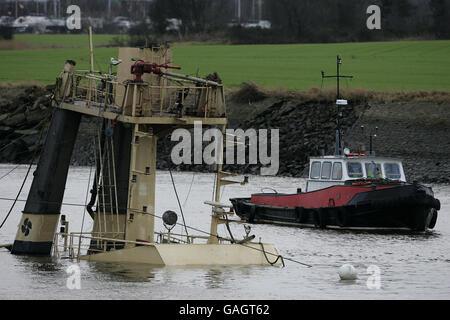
[80,243,283,266]
[230,183,440,232]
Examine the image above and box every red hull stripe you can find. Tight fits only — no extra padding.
[251,185,393,209]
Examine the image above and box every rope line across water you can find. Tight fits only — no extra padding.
[0,195,312,268]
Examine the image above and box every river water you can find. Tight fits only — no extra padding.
[0,164,449,300]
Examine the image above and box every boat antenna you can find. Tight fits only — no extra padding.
[321,56,354,156]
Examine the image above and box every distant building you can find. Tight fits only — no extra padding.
[0,0,155,20]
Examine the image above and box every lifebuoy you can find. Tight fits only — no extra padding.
[311,209,320,228]
[316,208,326,229]
[414,207,428,231]
[433,199,441,211]
[248,204,256,223]
[428,209,438,229]
[335,207,347,227]
[295,207,304,224]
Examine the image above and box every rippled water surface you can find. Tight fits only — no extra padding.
[1,165,449,300]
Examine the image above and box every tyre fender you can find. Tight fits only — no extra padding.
[248,204,256,223]
[335,207,347,228]
[428,209,438,229]
[433,198,441,211]
[316,208,326,229]
[294,207,304,224]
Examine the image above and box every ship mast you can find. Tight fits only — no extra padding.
[321,56,353,156]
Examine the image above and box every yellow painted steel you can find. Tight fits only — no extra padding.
[14,213,59,244]
[80,243,282,266]
[46,45,282,267]
[59,102,227,125]
[124,125,157,246]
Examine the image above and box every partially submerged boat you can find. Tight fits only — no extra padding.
[4,29,283,266]
[231,56,441,232]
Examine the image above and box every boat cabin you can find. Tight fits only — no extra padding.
[306,154,406,192]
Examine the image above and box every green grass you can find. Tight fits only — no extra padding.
[0,35,449,91]
[0,47,116,83]
[14,33,117,48]
[172,40,450,91]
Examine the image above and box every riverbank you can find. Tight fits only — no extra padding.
[0,85,449,183]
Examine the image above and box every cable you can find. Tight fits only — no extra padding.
[168,168,189,239]
[182,172,195,208]
[0,162,34,229]
[0,197,91,208]
[223,213,236,243]
[0,164,22,181]
[0,194,312,268]
[260,241,285,267]
[77,164,93,261]
[0,120,48,230]
[0,119,47,154]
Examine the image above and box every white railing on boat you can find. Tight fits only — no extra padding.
[53,230,234,260]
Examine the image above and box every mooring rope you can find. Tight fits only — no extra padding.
[0,112,52,181]
[77,164,93,261]
[223,213,236,243]
[0,118,48,230]
[0,164,21,181]
[168,168,190,240]
[259,241,285,267]
[0,131,36,154]
[0,162,34,230]
[182,172,195,208]
[0,194,312,268]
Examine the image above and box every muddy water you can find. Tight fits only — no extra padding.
[0,165,449,299]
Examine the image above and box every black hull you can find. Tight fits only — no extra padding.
[230,184,440,232]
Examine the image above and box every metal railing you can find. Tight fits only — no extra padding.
[58,72,225,119]
[53,230,232,260]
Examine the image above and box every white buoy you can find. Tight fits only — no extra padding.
[338,264,358,280]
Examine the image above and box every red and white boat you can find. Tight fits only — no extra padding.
[231,56,441,232]
[231,152,440,231]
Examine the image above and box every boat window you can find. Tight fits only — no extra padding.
[365,163,382,179]
[347,162,363,178]
[310,161,321,179]
[321,162,332,180]
[332,162,343,180]
[384,163,401,180]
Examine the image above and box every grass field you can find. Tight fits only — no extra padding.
[13,33,118,48]
[0,34,449,91]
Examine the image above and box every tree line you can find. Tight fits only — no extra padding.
[145,0,450,43]
[1,0,449,43]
